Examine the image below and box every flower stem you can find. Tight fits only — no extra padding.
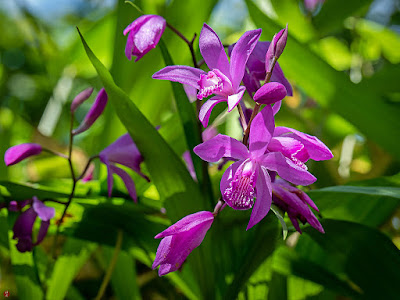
[42,148,68,159]
[242,57,278,146]
[237,104,247,131]
[166,23,198,68]
[76,155,99,181]
[94,230,123,300]
[51,113,77,259]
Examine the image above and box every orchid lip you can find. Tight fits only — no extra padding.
[197,71,223,100]
[224,159,258,210]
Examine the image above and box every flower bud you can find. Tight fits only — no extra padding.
[253,82,287,105]
[70,87,94,112]
[4,143,42,166]
[72,88,108,135]
[124,15,166,62]
[265,25,288,73]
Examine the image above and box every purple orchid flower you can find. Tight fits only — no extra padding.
[12,197,55,252]
[124,15,166,62]
[268,126,333,169]
[153,24,262,127]
[272,178,324,233]
[194,105,317,230]
[99,133,150,202]
[152,211,214,276]
[4,143,42,166]
[72,88,108,135]
[229,41,293,97]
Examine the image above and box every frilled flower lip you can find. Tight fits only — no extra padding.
[195,105,317,230]
[153,23,261,127]
[99,133,149,202]
[152,211,214,276]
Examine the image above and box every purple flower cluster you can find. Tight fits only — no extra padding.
[148,22,332,276]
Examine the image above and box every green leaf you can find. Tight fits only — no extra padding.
[245,0,400,157]
[46,239,96,300]
[268,272,287,300]
[300,219,400,298]
[308,181,400,227]
[158,39,214,207]
[312,0,373,36]
[0,181,70,201]
[99,248,141,300]
[222,214,279,299]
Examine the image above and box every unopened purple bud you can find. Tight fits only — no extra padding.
[265,25,288,73]
[72,88,108,135]
[253,82,287,105]
[5,143,42,166]
[124,15,166,62]
[70,87,94,112]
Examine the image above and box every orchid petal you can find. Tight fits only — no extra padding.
[268,137,306,161]
[230,29,262,90]
[199,24,230,76]
[274,127,333,161]
[249,105,274,157]
[13,208,37,240]
[253,82,287,105]
[73,88,108,135]
[70,87,94,112]
[261,152,317,186]
[198,96,226,128]
[247,166,272,230]
[272,100,282,115]
[220,161,242,203]
[194,134,249,162]
[152,65,205,89]
[32,197,55,221]
[109,165,137,202]
[152,235,172,270]
[227,86,246,112]
[155,211,214,238]
[35,220,50,245]
[183,84,198,103]
[182,151,197,181]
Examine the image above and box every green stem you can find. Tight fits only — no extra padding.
[95,230,123,300]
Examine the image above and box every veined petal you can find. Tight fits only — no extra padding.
[109,165,137,202]
[194,134,249,162]
[152,235,172,270]
[268,137,308,164]
[199,24,230,76]
[198,96,226,128]
[249,105,274,157]
[155,211,214,239]
[274,127,333,161]
[220,161,242,200]
[227,86,246,112]
[13,208,37,239]
[230,29,262,90]
[253,82,287,105]
[247,166,272,230]
[261,152,316,186]
[152,65,205,89]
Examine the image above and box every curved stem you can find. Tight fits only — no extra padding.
[242,57,278,146]
[76,155,99,181]
[42,148,68,159]
[95,230,123,300]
